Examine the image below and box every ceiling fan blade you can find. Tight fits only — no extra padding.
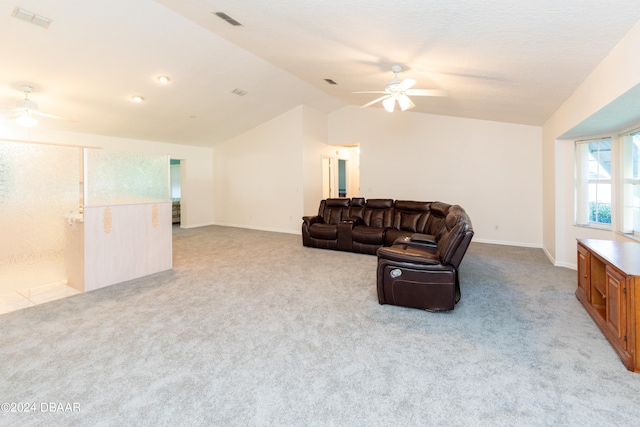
[31,110,76,122]
[397,95,415,111]
[405,89,449,97]
[6,113,22,120]
[361,95,391,108]
[382,97,396,112]
[398,78,416,91]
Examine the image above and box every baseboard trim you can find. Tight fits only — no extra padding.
[212,222,300,235]
[472,238,542,249]
[179,222,215,229]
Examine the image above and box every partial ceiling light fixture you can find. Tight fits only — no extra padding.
[130,95,145,103]
[16,111,37,128]
[214,12,242,26]
[383,94,413,113]
[12,7,52,29]
[156,75,171,84]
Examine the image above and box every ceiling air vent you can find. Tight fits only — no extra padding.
[231,88,247,96]
[324,79,338,85]
[214,12,242,26]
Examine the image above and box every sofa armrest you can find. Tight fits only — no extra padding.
[390,233,437,249]
[302,215,321,230]
[377,244,441,265]
[337,220,355,251]
[343,217,364,226]
[410,233,436,245]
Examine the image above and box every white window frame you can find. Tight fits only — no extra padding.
[575,138,613,228]
[621,130,640,237]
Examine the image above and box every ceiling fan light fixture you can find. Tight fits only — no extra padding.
[356,64,447,112]
[383,97,396,113]
[16,113,38,128]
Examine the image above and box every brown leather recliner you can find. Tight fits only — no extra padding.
[384,200,433,246]
[351,199,395,254]
[376,206,474,311]
[396,201,453,248]
[301,198,351,250]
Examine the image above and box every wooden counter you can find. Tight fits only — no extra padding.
[576,238,640,373]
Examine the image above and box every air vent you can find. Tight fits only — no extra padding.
[231,88,247,96]
[324,79,338,85]
[214,12,242,26]
[12,7,52,28]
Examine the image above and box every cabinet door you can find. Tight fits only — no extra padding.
[577,244,590,301]
[606,265,627,350]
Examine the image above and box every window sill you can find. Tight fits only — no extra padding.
[574,223,612,231]
[617,231,640,243]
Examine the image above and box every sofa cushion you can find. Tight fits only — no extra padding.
[366,199,393,209]
[309,223,338,240]
[352,225,386,244]
[322,198,350,224]
[348,197,365,220]
[367,210,388,228]
[437,221,466,264]
[399,212,421,231]
[363,200,394,228]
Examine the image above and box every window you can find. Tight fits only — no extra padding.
[622,131,640,236]
[575,138,612,226]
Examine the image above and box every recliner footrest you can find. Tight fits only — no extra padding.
[376,243,457,312]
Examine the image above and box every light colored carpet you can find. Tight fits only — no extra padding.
[1,225,639,426]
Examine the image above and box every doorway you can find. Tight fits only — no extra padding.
[170,159,182,226]
[338,159,347,197]
[321,145,360,199]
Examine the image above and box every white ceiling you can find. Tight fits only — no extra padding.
[2,0,640,146]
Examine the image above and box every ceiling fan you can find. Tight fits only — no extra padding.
[355,65,448,112]
[3,85,74,127]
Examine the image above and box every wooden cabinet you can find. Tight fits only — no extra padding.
[577,244,590,302]
[576,239,640,373]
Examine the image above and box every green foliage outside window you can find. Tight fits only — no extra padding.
[589,202,611,224]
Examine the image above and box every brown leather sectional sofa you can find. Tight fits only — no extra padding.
[302,198,474,311]
[302,198,459,254]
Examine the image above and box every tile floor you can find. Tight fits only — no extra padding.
[0,281,80,315]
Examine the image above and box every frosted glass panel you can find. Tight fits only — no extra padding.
[0,141,79,293]
[170,164,181,200]
[85,149,169,205]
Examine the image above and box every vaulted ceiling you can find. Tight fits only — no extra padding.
[1,0,640,146]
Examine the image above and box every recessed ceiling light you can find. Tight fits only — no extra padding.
[130,95,145,103]
[156,75,171,84]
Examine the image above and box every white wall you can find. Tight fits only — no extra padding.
[542,20,640,267]
[302,106,330,217]
[329,106,542,247]
[0,126,214,228]
[212,105,308,233]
